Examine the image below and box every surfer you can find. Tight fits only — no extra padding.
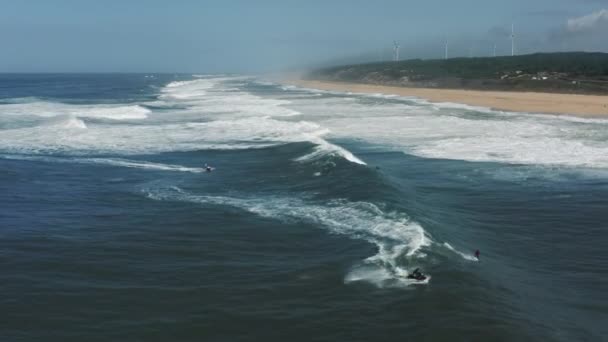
[475,250,480,260]
[204,163,213,172]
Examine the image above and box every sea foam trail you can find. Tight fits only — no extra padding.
[145,186,431,287]
[443,243,479,262]
[82,158,206,173]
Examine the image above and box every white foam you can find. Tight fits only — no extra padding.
[413,136,608,168]
[253,80,278,86]
[430,101,493,112]
[40,114,87,129]
[192,74,226,78]
[281,82,608,170]
[294,138,366,165]
[145,186,431,287]
[0,116,336,155]
[0,155,206,173]
[0,101,150,120]
[344,265,394,287]
[443,242,478,262]
[83,158,205,173]
[534,113,608,124]
[161,79,215,99]
[160,78,302,117]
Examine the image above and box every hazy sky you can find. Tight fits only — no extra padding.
[1,0,607,72]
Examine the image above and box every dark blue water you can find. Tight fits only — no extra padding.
[1,74,607,341]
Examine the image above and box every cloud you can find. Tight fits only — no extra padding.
[544,9,608,52]
[527,9,574,17]
[567,9,608,33]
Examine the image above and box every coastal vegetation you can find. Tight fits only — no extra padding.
[308,52,608,94]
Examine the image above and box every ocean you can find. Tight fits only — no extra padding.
[1,74,606,341]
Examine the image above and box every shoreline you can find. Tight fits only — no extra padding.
[289,80,608,117]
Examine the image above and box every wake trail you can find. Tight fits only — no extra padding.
[443,242,479,262]
[0,155,206,173]
[144,185,433,287]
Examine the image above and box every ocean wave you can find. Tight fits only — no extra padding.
[0,116,358,162]
[294,139,366,165]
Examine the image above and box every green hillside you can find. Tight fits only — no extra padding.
[308,52,608,94]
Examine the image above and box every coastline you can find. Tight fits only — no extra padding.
[289,79,608,117]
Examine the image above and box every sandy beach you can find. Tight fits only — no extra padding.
[290,80,608,117]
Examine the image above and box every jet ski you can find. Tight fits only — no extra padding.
[407,273,427,281]
[407,268,427,281]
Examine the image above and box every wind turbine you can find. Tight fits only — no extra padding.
[444,38,449,60]
[393,41,400,61]
[493,43,497,57]
[511,23,516,56]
